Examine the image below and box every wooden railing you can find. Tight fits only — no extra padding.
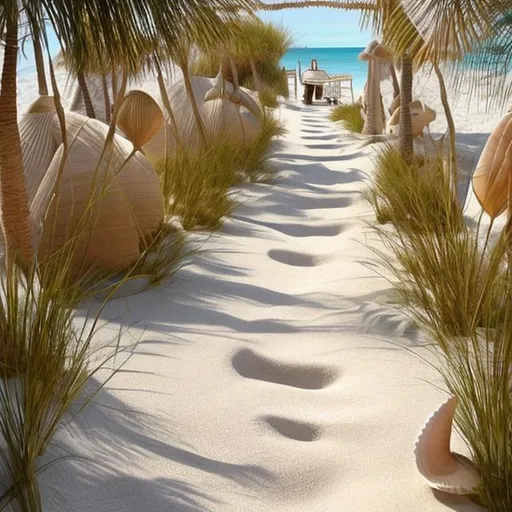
[324,75,354,103]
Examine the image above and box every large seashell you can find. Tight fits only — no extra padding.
[19,110,58,201]
[239,89,263,121]
[389,94,401,115]
[204,67,225,103]
[203,100,261,147]
[472,112,512,218]
[204,68,263,121]
[31,112,163,275]
[117,90,164,150]
[386,100,436,137]
[26,95,56,114]
[358,40,380,61]
[414,397,481,495]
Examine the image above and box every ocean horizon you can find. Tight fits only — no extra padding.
[281,47,367,95]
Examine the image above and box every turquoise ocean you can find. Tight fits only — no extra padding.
[280,47,367,94]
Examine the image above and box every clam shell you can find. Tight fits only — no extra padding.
[31,112,163,275]
[203,99,261,147]
[117,90,164,150]
[414,397,481,495]
[472,112,512,218]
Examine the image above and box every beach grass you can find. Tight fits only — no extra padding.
[158,114,282,230]
[366,144,512,509]
[158,142,239,231]
[0,238,130,509]
[193,19,291,99]
[258,86,280,109]
[364,146,463,234]
[365,146,487,341]
[437,268,512,510]
[329,103,364,133]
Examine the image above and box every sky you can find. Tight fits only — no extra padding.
[258,8,373,48]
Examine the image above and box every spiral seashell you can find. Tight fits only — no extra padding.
[117,90,164,150]
[472,112,512,218]
[414,397,481,495]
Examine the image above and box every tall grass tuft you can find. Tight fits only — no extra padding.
[193,19,291,99]
[158,114,282,230]
[258,86,280,109]
[158,142,239,231]
[366,145,512,509]
[435,261,512,510]
[329,103,364,133]
[239,114,284,183]
[0,239,130,510]
[364,146,463,234]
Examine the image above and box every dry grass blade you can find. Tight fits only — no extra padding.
[330,103,364,133]
[157,114,283,230]
[365,145,512,510]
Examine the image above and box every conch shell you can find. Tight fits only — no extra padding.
[472,112,512,218]
[117,90,164,150]
[414,397,481,495]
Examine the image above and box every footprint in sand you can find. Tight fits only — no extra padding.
[232,348,338,390]
[265,221,342,238]
[267,249,329,267]
[262,415,321,442]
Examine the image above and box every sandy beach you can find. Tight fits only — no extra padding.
[4,65,492,510]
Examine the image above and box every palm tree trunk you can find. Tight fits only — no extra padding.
[111,69,118,100]
[101,74,111,123]
[433,62,457,189]
[33,35,48,96]
[77,71,95,118]
[363,60,384,135]
[0,16,33,269]
[178,52,208,147]
[249,57,262,92]
[362,61,375,134]
[389,62,400,100]
[399,53,414,164]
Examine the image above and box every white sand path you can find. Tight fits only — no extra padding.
[39,102,485,511]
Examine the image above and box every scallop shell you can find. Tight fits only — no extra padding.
[414,397,481,495]
[32,112,163,275]
[19,110,58,201]
[26,95,56,114]
[472,112,512,219]
[117,90,164,150]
